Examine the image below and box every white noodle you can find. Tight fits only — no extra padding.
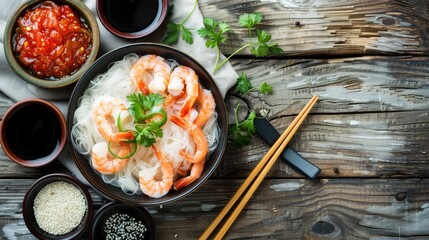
[70,53,220,197]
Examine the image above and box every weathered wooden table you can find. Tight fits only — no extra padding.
[1,0,429,239]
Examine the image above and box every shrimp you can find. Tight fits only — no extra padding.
[92,97,134,142]
[139,146,174,198]
[194,87,215,127]
[130,55,171,95]
[170,115,208,164]
[173,159,205,190]
[167,66,199,117]
[91,142,130,175]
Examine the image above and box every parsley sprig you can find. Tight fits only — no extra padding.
[197,18,231,72]
[163,0,199,44]
[198,13,283,73]
[228,73,273,147]
[235,72,273,95]
[228,104,257,147]
[126,93,167,147]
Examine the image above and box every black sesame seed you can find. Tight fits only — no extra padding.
[103,213,148,239]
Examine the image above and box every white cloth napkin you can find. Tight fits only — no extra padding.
[0,0,238,183]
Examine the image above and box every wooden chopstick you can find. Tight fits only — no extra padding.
[199,95,318,240]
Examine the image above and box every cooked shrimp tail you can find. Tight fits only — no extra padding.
[93,97,134,142]
[139,146,174,198]
[168,66,199,117]
[194,87,215,127]
[173,160,205,190]
[91,142,130,175]
[170,115,208,164]
[130,55,171,95]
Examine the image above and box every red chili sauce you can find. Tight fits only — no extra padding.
[13,1,92,79]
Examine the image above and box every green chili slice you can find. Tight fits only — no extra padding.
[107,141,137,159]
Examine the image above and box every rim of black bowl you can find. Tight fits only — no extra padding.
[67,43,228,206]
[22,173,93,240]
[3,0,100,88]
[96,0,169,39]
[91,202,156,240]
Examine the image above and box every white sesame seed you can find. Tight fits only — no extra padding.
[33,181,87,235]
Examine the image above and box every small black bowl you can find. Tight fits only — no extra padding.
[91,202,155,240]
[23,173,93,240]
[96,0,168,39]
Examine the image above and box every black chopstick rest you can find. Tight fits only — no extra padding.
[254,118,320,179]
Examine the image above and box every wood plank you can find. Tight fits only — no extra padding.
[1,178,428,239]
[229,56,429,114]
[218,109,429,178]
[215,56,429,178]
[198,0,429,56]
[0,56,428,179]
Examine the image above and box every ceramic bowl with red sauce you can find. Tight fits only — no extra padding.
[3,0,100,88]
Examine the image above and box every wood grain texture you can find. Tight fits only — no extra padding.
[0,57,428,179]
[1,178,428,239]
[198,0,429,56]
[228,57,429,114]
[216,56,429,178]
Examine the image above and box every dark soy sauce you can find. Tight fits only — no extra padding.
[5,104,61,161]
[104,0,160,33]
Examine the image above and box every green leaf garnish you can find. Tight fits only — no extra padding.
[199,13,283,73]
[260,82,273,94]
[235,72,252,95]
[228,104,257,147]
[126,93,166,147]
[238,13,262,29]
[163,0,198,45]
[198,17,231,49]
[182,26,193,44]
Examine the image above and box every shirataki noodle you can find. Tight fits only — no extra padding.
[71,53,220,197]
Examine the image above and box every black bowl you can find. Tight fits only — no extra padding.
[22,173,93,240]
[96,0,169,39]
[91,202,155,240]
[67,43,228,206]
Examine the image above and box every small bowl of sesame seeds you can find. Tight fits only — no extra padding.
[22,173,93,239]
[91,202,155,240]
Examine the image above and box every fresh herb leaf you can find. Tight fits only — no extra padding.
[126,93,166,147]
[256,29,271,43]
[198,17,231,48]
[228,124,253,147]
[235,72,252,95]
[260,82,273,94]
[200,13,283,73]
[181,26,193,44]
[267,43,283,54]
[164,22,181,44]
[163,0,198,45]
[240,111,256,134]
[135,122,164,147]
[239,13,262,29]
[250,30,283,57]
[250,44,270,57]
[228,106,257,147]
[127,93,164,111]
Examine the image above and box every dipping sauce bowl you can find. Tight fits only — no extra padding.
[22,173,93,240]
[3,0,100,88]
[96,0,169,39]
[0,99,67,167]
